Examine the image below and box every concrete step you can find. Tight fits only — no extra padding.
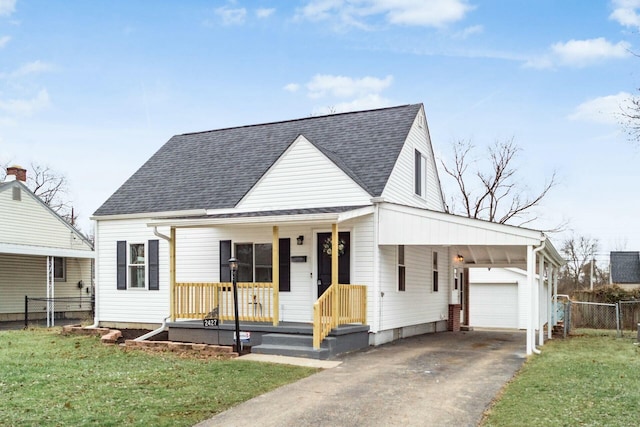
[251,343,330,360]
[260,333,336,350]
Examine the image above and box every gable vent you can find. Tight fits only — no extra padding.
[12,186,21,201]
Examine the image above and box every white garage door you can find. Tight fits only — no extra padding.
[469,282,518,329]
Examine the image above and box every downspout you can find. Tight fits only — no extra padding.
[154,227,171,242]
[134,315,171,341]
[373,201,381,335]
[87,220,100,329]
[530,240,546,355]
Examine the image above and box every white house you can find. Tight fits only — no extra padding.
[0,166,94,324]
[92,104,563,357]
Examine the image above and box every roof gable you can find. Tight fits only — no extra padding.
[0,180,93,251]
[94,104,422,216]
[237,135,372,210]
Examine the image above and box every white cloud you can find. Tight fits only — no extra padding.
[0,60,54,79]
[452,24,483,39]
[0,89,51,116]
[284,83,300,92]
[306,74,393,98]
[0,35,10,48]
[525,37,631,69]
[610,0,640,29]
[568,92,632,124]
[0,0,16,16]
[297,0,473,28]
[256,8,275,19]
[215,6,247,25]
[328,93,393,113]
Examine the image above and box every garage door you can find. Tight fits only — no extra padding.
[469,282,518,329]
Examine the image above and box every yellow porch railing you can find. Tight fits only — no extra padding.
[313,284,367,349]
[174,282,275,323]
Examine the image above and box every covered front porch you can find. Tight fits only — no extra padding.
[149,207,372,356]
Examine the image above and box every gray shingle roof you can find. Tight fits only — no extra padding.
[94,104,422,216]
[610,251,640,284]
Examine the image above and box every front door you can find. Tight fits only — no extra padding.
[317,232,350,298]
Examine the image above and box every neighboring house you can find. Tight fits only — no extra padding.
[0,166,94,322]
[468,268,550,330]
[609,251,640,290]
[92,104,563,356]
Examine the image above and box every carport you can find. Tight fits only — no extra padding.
[377,203,564,355]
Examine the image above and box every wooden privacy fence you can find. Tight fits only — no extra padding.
[313,284,367,349]
[174,282,274,323]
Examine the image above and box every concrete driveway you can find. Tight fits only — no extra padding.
[197,330,526,427]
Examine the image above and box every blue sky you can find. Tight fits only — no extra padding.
[0,0,638,259]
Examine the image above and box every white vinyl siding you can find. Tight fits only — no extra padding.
[381,108,445,211]
[376,245,450,332]
[237,135,371,210]
[96,219,169,324]
[0,184,92,253]
[0,253,92,318]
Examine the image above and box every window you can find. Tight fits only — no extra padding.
[235,243,273,283]
[398,245,405,292]
[53,257,66,281]
[414,149,427,198]
[432,251,439,292]
[129,243,146,288]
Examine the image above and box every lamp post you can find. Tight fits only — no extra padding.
[228,257,241,354]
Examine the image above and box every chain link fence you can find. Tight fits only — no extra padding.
[562,299,640,338]
[24,296,94,328]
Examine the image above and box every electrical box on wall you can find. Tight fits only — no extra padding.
[290,256,307,263]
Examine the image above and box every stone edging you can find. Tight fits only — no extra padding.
[61,325,238,359]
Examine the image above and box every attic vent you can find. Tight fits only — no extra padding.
[12,187,21,201]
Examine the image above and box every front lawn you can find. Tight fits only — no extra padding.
[0,328,318,426]
[482,330,640,426]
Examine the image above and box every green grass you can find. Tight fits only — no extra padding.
[482,330,640,427]
[0,328,318,426]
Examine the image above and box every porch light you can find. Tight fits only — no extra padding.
[228,257,241,354]
[297,235,304,245]
[229,257,238,273]
[456,254,464,263]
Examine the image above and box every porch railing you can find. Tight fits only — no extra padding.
[174,282,275,323]
[313,284,367,349]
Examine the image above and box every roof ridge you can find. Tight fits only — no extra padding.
[179,103,418,137]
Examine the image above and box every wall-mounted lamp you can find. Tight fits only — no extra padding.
[296,235,304,245]
[455,254,464,263]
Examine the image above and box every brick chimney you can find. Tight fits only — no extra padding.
[6,165,27,182]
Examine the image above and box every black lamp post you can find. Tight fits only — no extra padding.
[228,257,241,354]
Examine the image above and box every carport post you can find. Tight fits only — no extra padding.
[538,255,545,347]
[526,245,534,355]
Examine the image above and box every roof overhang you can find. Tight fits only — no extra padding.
[377,203,564,268]
[147,205,374,228]
[0,242,95,259]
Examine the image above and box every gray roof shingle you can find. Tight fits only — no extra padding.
[610,251,640,284]
[94,104,422,216]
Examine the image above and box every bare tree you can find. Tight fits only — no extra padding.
[1,162,78,225]
[558,234,608,293]
[440,138,557,227]
[621,91,640,142]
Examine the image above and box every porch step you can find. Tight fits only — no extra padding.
[251,333,335,360]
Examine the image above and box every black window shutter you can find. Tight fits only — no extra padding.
[116,241,127,290]
[148,240,159,290]
[220,240,231,282]
[279,238,291,292]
